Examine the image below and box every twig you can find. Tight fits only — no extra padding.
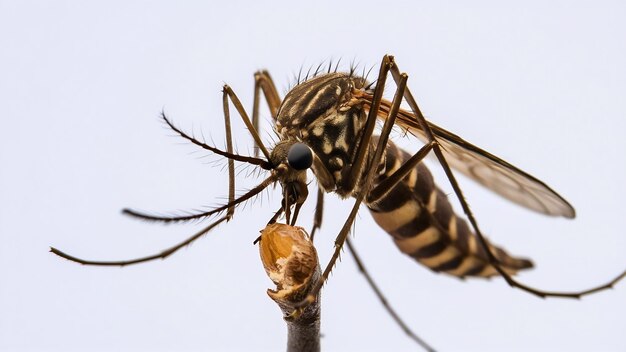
[259,223,321,352]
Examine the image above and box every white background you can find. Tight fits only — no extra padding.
[1,1,625,351]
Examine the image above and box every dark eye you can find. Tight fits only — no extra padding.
[287,143,313,170]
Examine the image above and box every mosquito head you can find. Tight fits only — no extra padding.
[269,140,313,224]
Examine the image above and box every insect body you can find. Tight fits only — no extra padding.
[278,72,533,278]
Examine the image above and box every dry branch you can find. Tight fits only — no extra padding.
[259,223,321,352]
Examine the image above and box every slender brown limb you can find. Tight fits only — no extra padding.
[310,187,324,241]
[252,71,281,121]
[367,141,436,203]
[50,216,229,266]
[346,56,392,193]
[223,85,272,162]
[251,71,281,157]
[283,186,293,225]
[288,182,308,227]
[122,171,282,223]
[387,58,626,299]
[222,89,235,219]
[161,112,271,169]
[345,238,436,352]
[268,205,285,225]
[290,202,303,226]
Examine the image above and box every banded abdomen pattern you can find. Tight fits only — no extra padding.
[366,139,533,278]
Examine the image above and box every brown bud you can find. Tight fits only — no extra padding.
[258,223,319,301]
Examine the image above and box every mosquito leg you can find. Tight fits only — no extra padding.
[253,205,286,245]
[222,89,235,219]
[291,202,303,226]
[293,56,407,312]
[50,216,229,266]
[251,71,282,157]
[223,85,272,162]
[253,70,281,118]
[289,182,308,226]
[345,238,436,352]
[52,169,283,265]
[366,141,436,204]
[387,60,626,299]
[128,111,271,221]
[268,205,285,226]
[159,112,271,169]
[123,169,281,223]
[310,187,324,241]
[53,77,283,267]
[283,189,292,225]
[345,55,393,192]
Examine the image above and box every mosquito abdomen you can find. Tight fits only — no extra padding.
[367,140,533,278]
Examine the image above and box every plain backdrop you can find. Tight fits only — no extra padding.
[1,1,625,351]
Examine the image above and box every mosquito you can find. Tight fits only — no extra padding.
[51,55,625,351]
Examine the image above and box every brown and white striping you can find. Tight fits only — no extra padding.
[277,72,371,198]
[276,72,532,278]
[367,140,533,278]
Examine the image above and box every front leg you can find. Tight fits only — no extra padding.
[251,70,282,157]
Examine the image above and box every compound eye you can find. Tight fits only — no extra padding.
[287,143,313,170]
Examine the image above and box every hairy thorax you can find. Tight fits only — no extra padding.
[275,73,370,197]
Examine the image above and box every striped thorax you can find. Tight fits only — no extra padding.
[276,73,370,197]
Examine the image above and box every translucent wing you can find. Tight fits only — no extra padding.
[373,99,575,218]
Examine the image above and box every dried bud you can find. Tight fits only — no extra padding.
[258,223,319,301]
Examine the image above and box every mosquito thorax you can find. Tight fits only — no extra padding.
[276,73,362,134]
[275,72,370,197]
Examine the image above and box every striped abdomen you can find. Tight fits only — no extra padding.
[366,139,533,278]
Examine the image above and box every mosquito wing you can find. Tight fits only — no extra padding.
[383,105,575,218]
